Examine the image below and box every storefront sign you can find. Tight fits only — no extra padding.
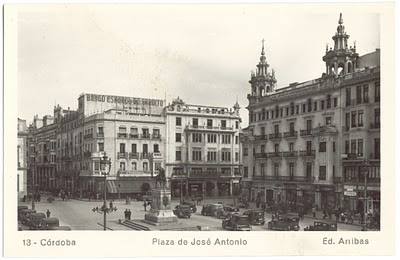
[232,180,240,184]
[86,94,164,107]
[344,191,357,196]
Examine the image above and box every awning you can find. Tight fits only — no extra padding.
[106,178,153,193]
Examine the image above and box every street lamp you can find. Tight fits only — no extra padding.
[92,152,116,230]
[361,159,370,231]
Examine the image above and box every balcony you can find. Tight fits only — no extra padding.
[255,153,268,159]
[152,152,162,159]
[141,152,150,159]
[97,132,104,138]
[269,133,282,141]
[267,152,282,158]
[83,133,93,139]
[342,153,363,160]
[300,129,312,137]
[129,152,139,159]
[299,150,316,158]
[117,152,128,159]
[185,125,234,132]
[171,172,187,178]
[254,135,268,141]
[283,131,298,139]
[152,134,162,140]
[129,133,139,139]
[370,122,380,129]
[141,133,151,139]
[282,151,298,158]
[117,133,127,138]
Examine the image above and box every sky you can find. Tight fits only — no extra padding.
[17,5,380,126]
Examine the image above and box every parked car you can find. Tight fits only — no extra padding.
[223,205,240,213]
[243,209,265,225]
[267,215,300,231]
[41,217,60,230]
[201,203,224,218]
[222,213,252,231]
[304,221,337,231]
[27,212,47,230]
[173,205,192,218]
[181,201,197,213]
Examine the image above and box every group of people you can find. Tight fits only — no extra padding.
[124,209,132,220]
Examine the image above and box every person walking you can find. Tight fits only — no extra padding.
[128,209,132,220]
[143,200,147,211]
[109,200,114,210]
[46,209,51,218]
[312,205,317,218]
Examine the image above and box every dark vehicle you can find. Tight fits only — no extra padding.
[19,209,36,224]
[201,203,224,218]
[181,201,197,213]
[304,221,337,231]
[27,212,46,230]
[243,210,265,225]
[223,205,240,213]
[173,205,192,218]
[41,218,60,230]
[267,215,300,231]
[18,205,28,213]
[222,214,252,231]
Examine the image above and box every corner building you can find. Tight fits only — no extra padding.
[243,14,380,212]
[166,97,242,198]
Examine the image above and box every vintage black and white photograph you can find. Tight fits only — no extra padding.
[14,5,383,233]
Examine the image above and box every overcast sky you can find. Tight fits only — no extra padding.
[18,5,379,126]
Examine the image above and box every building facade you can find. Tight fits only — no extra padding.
[243,14,380,212]
[166,97,242,198]
[17,118,28,200]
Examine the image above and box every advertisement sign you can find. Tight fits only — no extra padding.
[344,191,357,196]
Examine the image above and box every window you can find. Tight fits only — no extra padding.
[274,124,279,134]
[192,150,202,161]
[143,162,148,171]
[207,119,213,128]
[314,101,318,111]
[357,139,364,156]
[153,129,160,138]
[94,162,100,171]
[142,144,148,154]
[260,126,265,135]
[289,142,294,152]
[131,143,137,153]
[98,126,104,135]
[296,105,299,114]
[319,166,326,180]
[345,113,350,129]
[374,138,380,158]
[374,81,380,102]
[289,163,294,178]
[221,134,231,144]
[306,162,312,178]
[374,108,380,125]
[119,143,125,153]
[346,88,351,106]
[290,103,295,115]
[334,97,338,107]
[192,133,202,143]
[176,117,182,126]
[357,111,364,127]
[221,120,227,129]
[306,141,312,153]
[351,140,356,154]
[261,163,265,176]
[363,84,369,103]
[235,121,239,129]
[221,151,231,162]
[302,104,306,113]
[175,133,182,142]
[319,142,326,152]
[260,145,265,153]
[207,151,217,161]
[289,122,295,133]
[274,163,279,176]
[235,152,239,162]
[327,95,331,109]
[98,142,104,152]
[243,148,248,156]
[307,99,312,112]
[320,100,325,110]
[351,111,357,127]
[120,162,126,171]
[235,135,239,144]
[306,120,312,131]
[153,144,159,153]
[175,150,181,161]
[345,140,349,154]
[356,85,362,104]
[132,162,137,170]
[244,167,248,178]
[192,118,198,127]
[266,111,269,120]
[325,117,332,126]
[207,133,217,143]
[285,107,289,116]
[333,142,336,152]
[280,108,283,117]
[274,143,279,153]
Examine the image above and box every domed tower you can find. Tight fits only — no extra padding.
[323,13,359,76]
[249,40,277,97]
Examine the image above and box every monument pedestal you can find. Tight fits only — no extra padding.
[144,188,177,225]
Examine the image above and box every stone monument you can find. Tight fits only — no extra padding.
[144,168,177,225]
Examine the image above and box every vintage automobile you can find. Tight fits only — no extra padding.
[173,205,192,218]
[201,203,224,218]
[223,205,240,213]
[41,217,60,230]
[181,201,197,213]
[27,212,47,230]
[267,215,300,231]
[19,209,36,224]
[222,213,252,231]
[304,221,338,231]
[243,209,265,225]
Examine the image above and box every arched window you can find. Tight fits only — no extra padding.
[347,62,352,73]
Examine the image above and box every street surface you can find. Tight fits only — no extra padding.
[19,196,361,231]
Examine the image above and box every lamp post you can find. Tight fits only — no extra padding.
[362,159,370,231]
[92,153,116,230]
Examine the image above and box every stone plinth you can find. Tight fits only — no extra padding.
[144,188,177,225]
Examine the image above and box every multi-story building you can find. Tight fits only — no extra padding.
[17,118,28,200]
[166,97,242,198]
[243,14,380,212]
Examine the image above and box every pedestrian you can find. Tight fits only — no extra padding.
[328,208,332,220]
[109,201,114,209]
[46,209,51,218]
[322,208,327,219]
[143,200,147,211]
[312,205,316,218]
[128,210,132,220]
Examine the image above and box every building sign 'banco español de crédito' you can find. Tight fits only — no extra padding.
[86,94,164,107]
